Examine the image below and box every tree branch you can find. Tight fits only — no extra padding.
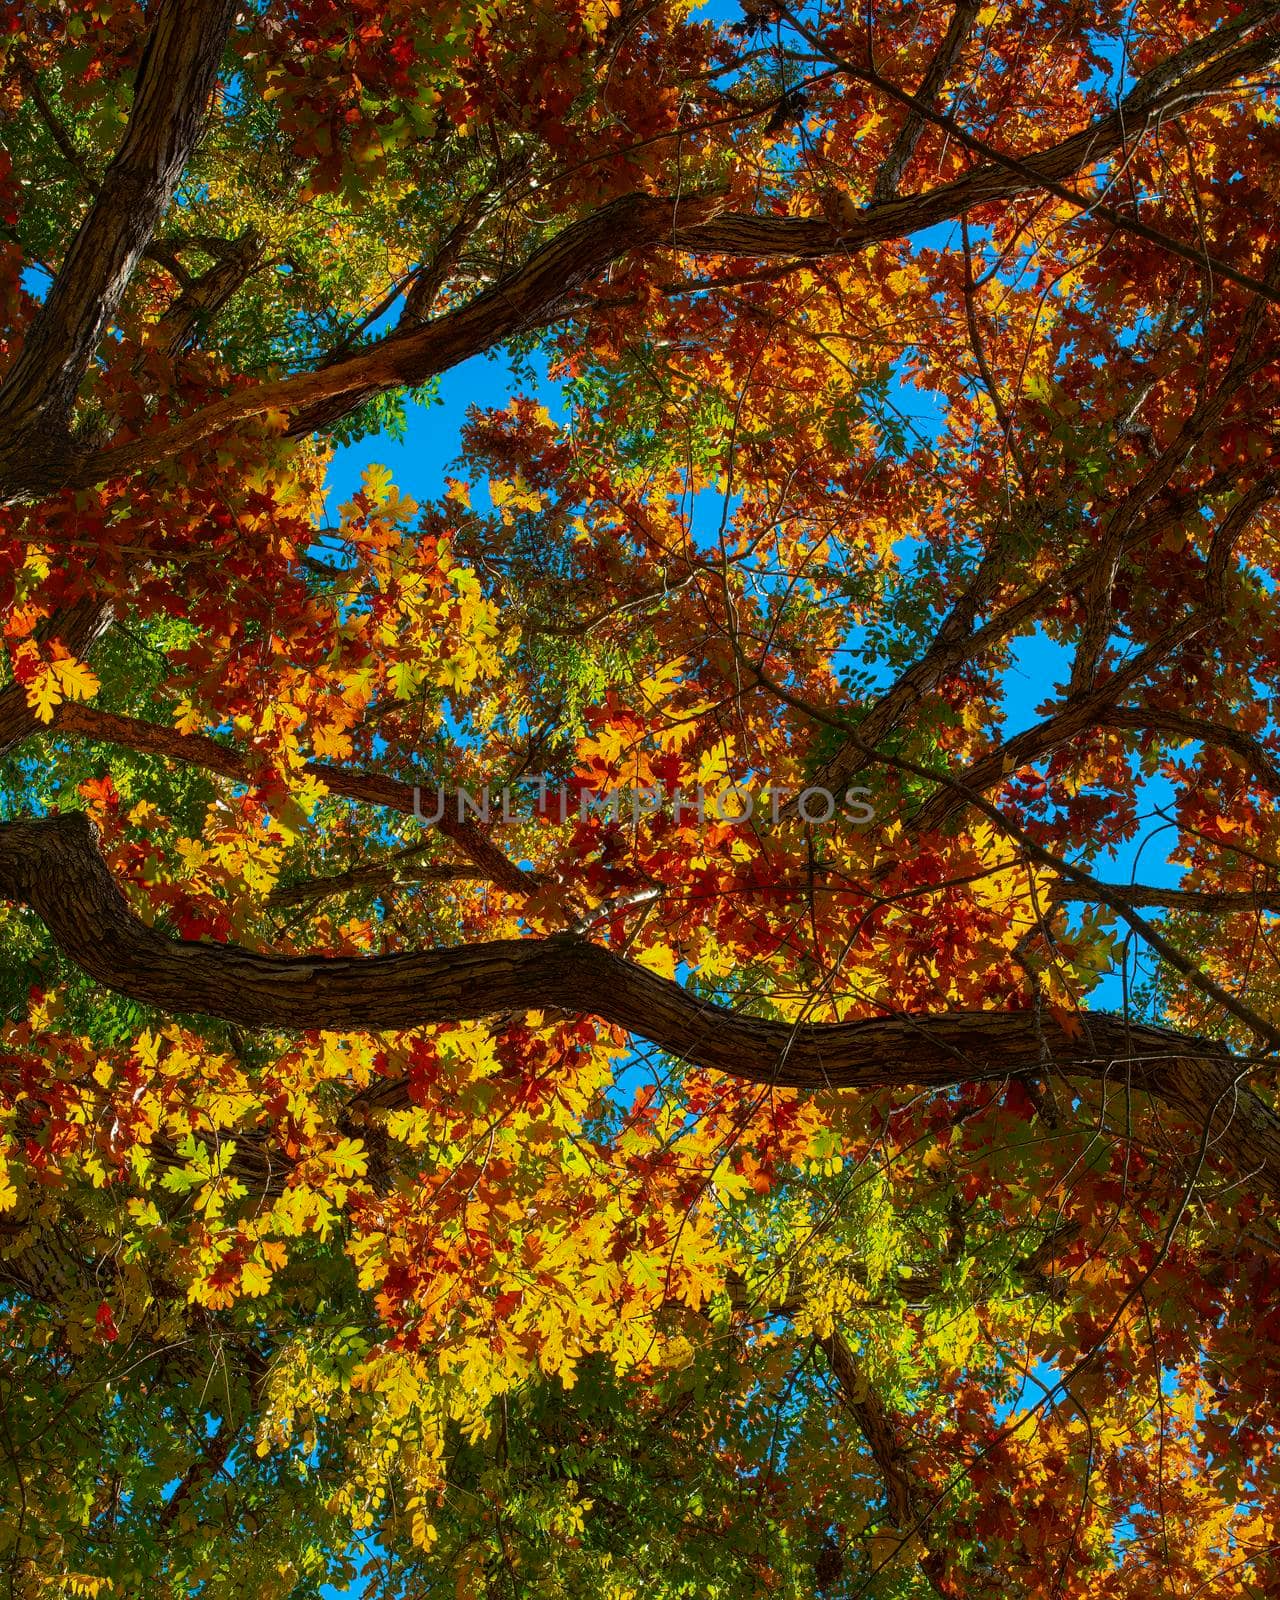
[788,1,1280,297]
[820,1330,951,1595]
[2,811,1277,1198]
[51,702,536,895]
[0,0,238,463]
[1098,706,1280,792]
[1049,881,1280,915]
[906,620,1204,836]
[744,655,1280,1053]
[6,15,1274,500]
[153,230,263,356]
[266,854,488,910]
[872,0,980,202]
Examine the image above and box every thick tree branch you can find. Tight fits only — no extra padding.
[266,855,488,910]
[2,811,1278,1198]
[153,230,264,356]
[0,0,238,463]
[1049,881,1280,915]
[1098,706,1280,792]
[5,15,1273,500]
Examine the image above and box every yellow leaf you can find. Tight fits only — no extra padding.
[24,661,64,723]
[327,1136,368,1179]
[50,649,101,705]
[389,658,425,700]
[240,1257,274,1298]
[635,944,677,981]
[174,699,204,734]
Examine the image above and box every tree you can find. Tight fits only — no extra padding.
[2,0,1280,1593]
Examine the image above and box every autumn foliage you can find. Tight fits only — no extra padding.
[2,0,1280,1595]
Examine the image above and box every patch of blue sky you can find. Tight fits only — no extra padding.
[321,347,566,518]
[992,1354,1063,1427]
[908,220,964,254]
[691,0,747,23]
[20,263,51,298]
[1085,12,1135,99]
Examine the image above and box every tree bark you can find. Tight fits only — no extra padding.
[0,0,239,470]
[2,811,1276,1197]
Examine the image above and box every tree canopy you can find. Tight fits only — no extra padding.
[2,0,1280,1595]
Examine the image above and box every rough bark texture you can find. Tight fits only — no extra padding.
[0,0,238,474]
[266,858,488,909]
[2,811,1276,1197]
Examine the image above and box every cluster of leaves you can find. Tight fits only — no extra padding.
[2,0,1280,1597]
